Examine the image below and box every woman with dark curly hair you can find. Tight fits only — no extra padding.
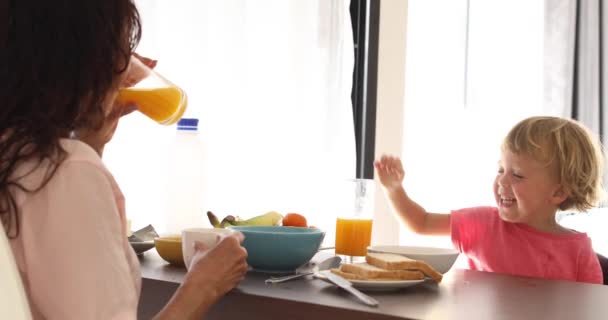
[1,1,248,318]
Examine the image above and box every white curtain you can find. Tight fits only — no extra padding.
[544,0,608,132]
[403,0,608,257]
[401,0,545,248]
[545,0,608,180]
[544,0,577,117]
[545,0,608,255]
[104,0,355,246]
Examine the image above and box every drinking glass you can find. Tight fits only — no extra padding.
[116,57,188,125]
[335,178,374,263]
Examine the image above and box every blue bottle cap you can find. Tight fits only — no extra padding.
[177,118,199,131]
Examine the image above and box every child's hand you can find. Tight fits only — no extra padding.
[374,154,405,192]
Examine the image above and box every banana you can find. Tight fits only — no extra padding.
[208,211,283,228]
[220,215,238,228]
[207,211,222,228]
[232,211,283,227]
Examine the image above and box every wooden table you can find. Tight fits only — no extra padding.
[138,251,608,320]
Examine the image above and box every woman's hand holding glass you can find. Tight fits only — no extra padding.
[123,53,158,87]
[75,54,156,156]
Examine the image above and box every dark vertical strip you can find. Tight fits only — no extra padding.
[361,0,380,179]
[350,0,362,117]
[572,0,580,119]
[350,0,380,179]
[350,0,366,178]
[599,0,604,142]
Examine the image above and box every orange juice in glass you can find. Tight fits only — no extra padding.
[335,179,375,262]
[117,57,187,125]
[335,217,373,256]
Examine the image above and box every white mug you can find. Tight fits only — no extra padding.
[182,228,235,269]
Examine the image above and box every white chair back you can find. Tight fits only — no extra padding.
[0,229,32,320]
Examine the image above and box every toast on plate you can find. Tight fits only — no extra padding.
[339,262,425,281]
[366,252,443,282]
[329,267,423,281]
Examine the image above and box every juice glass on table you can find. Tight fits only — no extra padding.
[116,57,188,125]
[335,178,374,263]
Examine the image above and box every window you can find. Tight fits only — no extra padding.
[401,0,545,247]
[105,0,356,247]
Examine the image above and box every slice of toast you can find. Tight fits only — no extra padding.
[330,268,368,280]
[339,263,425,280]
[366,252,443,282]
[329,268,423,281]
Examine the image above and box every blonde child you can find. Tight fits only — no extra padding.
[375,116,604,284]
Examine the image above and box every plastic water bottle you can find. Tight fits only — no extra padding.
[164,118,206,235]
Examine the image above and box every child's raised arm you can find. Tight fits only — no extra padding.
[374,155,451,236]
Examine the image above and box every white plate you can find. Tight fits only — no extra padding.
[315,270,425,291]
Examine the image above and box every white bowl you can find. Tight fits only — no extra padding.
[367,245,459,273]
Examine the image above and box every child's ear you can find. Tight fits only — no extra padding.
[551,185,569,205]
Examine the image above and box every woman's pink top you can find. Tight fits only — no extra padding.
[9,139,141,319]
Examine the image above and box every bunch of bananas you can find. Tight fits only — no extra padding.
[207,211,283,228]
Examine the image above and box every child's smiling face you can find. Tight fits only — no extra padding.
[493,149,567,226]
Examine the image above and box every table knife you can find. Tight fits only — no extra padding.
[325,272,379,307]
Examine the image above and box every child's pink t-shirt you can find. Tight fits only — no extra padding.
[451,206,602,284]
[9,139,141,319]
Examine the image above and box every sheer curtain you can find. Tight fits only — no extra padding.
[545,0,608,177]
[401,0,545,249]
[545,0,608,256]
[104,0,355,246]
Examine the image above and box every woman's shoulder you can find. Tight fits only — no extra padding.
[54,139,117,188]
[12,139,113,203]
[59,138,104,167]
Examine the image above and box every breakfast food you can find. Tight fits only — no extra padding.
[366,252,443,282]
[207,211,283,228]
[340,263,425,280]
[331,252,443,283]
[330,268,366,280]
[282,213,308,227]
[207,211,314,229]
[335,218,373,256]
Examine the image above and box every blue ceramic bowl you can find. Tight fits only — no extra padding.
[227,226,325,272]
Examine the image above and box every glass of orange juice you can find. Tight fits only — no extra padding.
[116,57,187,125]
[335,178,374,263]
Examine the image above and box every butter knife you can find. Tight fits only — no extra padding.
[325,272,379,307]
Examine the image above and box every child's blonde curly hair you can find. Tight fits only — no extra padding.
[502,116,605,212]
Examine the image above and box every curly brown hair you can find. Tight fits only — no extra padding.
[0,0,141,238]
